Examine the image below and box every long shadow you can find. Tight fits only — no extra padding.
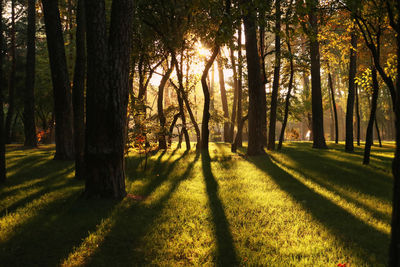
[248,155,389,264]
[201,151,238,266]
[269,154,392,223]
[84,153,200,266]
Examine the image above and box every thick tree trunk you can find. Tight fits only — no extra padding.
[42,0,75,160]
[84,0,134,198]
[345,31,357,151]
[355,83,361,146]
[0,0,5,182]
[328,66,339,144]
[23,0,38,147]
[5,0,16,144]
[243,4,266,155]
[268,0,281,151]
[217,53,230,142]
[237,26,243,147]
[308,0,327,149]
[201,46,219,152]
[229,44,238,143]
[363,67,379,165]
[157,61,174,150]
[72,0,86,179]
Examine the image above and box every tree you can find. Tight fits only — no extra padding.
[83,0,134,198]
[5,0,16,144]
[327,64,338,144]
[345,29,357,151]
[217,52,230,142]
[72,0,86,179]
[42,0,75,160]
[0,0,6,182]
[242,1,266,155]
[268,0,281,151]
[307,0,327,149]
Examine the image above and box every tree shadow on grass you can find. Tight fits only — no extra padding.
[83,153,200,266]
[201,151,238,266]
[247,155,389,265]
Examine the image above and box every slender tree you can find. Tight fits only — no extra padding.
[242,1,266,155]
[345,30,357,151]
[84,0,134,198]
[23,0,38,147]
[42,0,75,160]
[355,83,361,145]
[72,0,86,179]
[228,43,238,142]
[0,0,6,182]
[5,0,16,144]
[236,26,243,148]
[268,0,281,151]
[217,52,230,142]
[308,0,327,148]
[328,64,338,144]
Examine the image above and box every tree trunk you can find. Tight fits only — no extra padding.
[84,0,134,198]
[0,0,6,182]
[328,65,339,144]
[355,83,361,146]
[23,0,38,147]
[217,53,230,142]
[237,25,243,147]
[363,67,379,165]
[168,112,181,147]
[232,115,248,153]
[375,116,382,147]
[42,0,75,160]
[5,0,16,144]
[201,46,219,152]
[228,43,238,143]
[72,0,86,179]
[157,60,174,150]
[308,0,327,149]
[345,31,357,151]
[268,0,281,151]
[243,3,266,155]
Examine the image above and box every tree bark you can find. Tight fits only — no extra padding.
[328,65,339,144]
[345,31,357,151]
[236,25,243,147]
[0,0,6,182]
[177,87,190,151]
[375,116,382,147]
[84,0,134,198]
[268,0,281,151]
[42,0,75,160]
[243,3,266,155]
[217,53,230,142]
[5,0,16,144]
[23,0,38,147]
[308,0,327,149]
[157,60,174,150]
[355,83,361,146]
[72,0,86,179]
[232,115,248,153]
[228,43,238,143]
[363,67,379,165]
[200,46,219,152]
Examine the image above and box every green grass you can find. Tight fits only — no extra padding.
[0,142,394,266]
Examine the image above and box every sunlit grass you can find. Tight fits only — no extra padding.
[0,142,394,266]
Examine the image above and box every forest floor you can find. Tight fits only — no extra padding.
[0,141,394,266]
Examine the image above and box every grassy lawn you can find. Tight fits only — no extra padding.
[0,142,394,266]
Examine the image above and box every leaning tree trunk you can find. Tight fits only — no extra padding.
[201,46,219,152]
[228,43,238,143]
[268,0,281,151]
[328,65,339,144]
[157,60,174,150]
[375,117,382,147]
[243,3,266,155]
[23,0,38,147]
[5,0,16,144]
[308,0,327,149]
[345,30,357,152]
[355,83,361,146]
[84,0,134,198]
[0,0,6,182]
[72,0,86,179]
[217,53,230,142]
[42,0,75,160]
[363,67,379,165]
